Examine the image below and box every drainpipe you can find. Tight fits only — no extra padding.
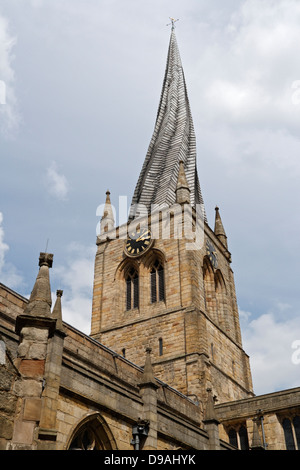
[257,409,267,449]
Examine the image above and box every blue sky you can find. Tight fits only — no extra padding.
[1,0,300,396]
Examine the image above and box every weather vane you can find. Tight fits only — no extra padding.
[167,17,179,30]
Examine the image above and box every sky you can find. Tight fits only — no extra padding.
[1,0,300,396]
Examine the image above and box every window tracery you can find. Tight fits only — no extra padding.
[67,413,117,450]
[228,425,249,450]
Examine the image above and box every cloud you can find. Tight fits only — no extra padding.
[51,242,95,334]
[0,212,23,289]
[0,212,9,271]
[0,12,19,136]
[0,0,299,397]
[46,161,70,200]
[197,0,300,131]
[240,306,300,395]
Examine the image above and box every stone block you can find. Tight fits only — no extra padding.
[17,342,30,358]
[0,391,17,414]
[0,437,8,450]
[0,416,13,439]
[21,327,49,342]
[23,398,42,421]
[19,359,45,377]
[28,343,47,360]
[12,420,35,445]
[14,377,43,397]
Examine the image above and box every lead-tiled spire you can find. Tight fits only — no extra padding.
[130,29,205,218]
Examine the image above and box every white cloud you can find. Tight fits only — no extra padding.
[0,12,19,136]
[46,161,69,200]
[0,212,23,289]
[0,212,9,271]
[240,307,300,395]
[198,0,300,129]
[51,242,95,334]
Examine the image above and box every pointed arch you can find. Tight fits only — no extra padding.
[214,269,228,331]
[227,424,249,450]
[143,249,166,305]
[114,258,140,314]
[202,256,217,323]
[238,425,249,450]
[142,248,166,270]
[66,412,117,450]
[114,257,139,281]
[150,259,165,303]
[125,265,139,310]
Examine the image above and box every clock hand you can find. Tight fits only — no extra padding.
[136,230,148,242]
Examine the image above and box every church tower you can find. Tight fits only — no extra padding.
[90,27,253,414]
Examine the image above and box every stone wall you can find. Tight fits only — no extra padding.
[56,322,207,450]
[0,285,25,449]
[0,283,212,450]
[1,270,299,451]
[90,216,253,408]
[216,387,300,450]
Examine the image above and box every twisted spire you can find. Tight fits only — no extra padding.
[130,29,205,219]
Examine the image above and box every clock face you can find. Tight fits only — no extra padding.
[124,228,153,257]
[206,240,218,268]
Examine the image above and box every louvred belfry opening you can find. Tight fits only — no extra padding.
[150,259,165,303]
[126,267,139,310]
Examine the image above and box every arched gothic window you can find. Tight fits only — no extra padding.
[203,257,217,321]
[228,428,238,448]
[215,270,227,329]
[67,413,117,450]
[239,425,249,450]
[293,416,300,449]
[69,429,98,450]
[150,259,165,303]
[126,267,139,310]
[228,425,249,450]
[282,416,300,450]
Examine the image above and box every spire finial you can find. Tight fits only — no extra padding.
[203,388,219,424]
[167,17,179,30]
[24,252,53,318]
[214,206,228,249]
[52,289,65,333]
[100,189,115,234]
[139,347,159,389]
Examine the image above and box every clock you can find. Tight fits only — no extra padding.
[124,228,153,258]
[206,240,218,268]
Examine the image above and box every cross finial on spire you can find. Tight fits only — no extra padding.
[167,17,179,30]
